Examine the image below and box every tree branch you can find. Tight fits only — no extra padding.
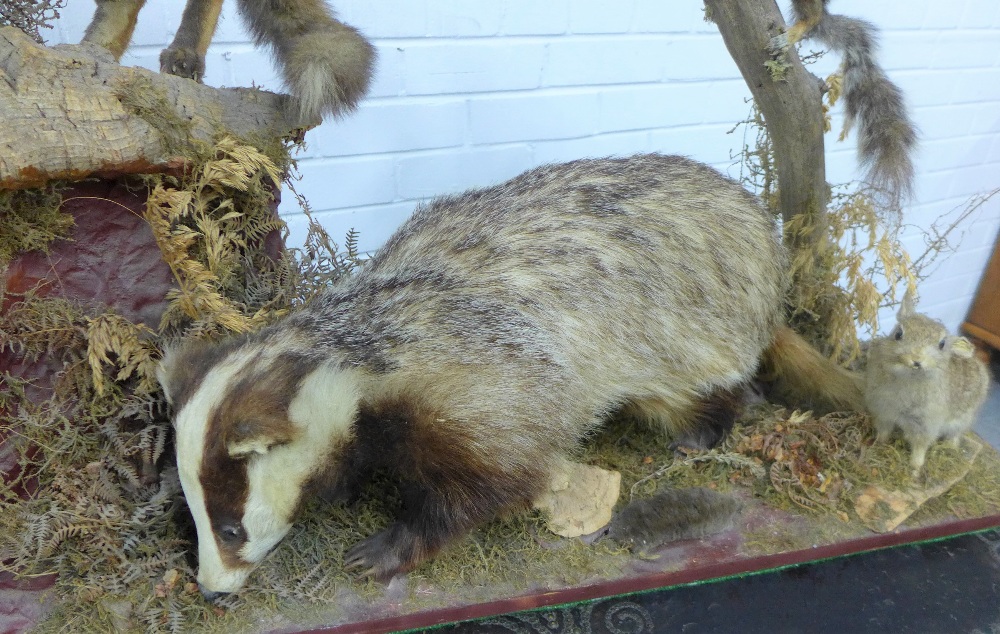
[704,0,828,248]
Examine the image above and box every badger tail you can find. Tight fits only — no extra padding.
[793,6,917,206]
[759,325,864,413]
[236,0,376,121]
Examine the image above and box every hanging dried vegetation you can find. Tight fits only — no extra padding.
[0,0,65,44]
[730,69,997,363]
[0,134,366,632]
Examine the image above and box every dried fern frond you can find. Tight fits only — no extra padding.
[86,313,160,396]
[785,187,918,360]
[279,186,366,305]
[143,137,287,335]
[0,291,87,363]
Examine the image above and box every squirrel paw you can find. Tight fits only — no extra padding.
[159,47,206,82]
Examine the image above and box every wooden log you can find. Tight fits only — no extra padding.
[0,26,312,190]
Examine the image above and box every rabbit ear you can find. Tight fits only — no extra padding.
[899,287,918,318]
[949,336,976,359]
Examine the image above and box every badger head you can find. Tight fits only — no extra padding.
[158,337,360,600]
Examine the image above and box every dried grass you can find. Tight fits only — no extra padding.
[1,134,364,633]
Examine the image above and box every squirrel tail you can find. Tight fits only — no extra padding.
[236,0,376,121]
[794,5,917,205]
[759,326,864,413]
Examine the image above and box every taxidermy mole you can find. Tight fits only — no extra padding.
[82,0,375,120]
[864,291,990,476]
[158,154,864,600]
[771,0,918,205]
[606,488,743,553]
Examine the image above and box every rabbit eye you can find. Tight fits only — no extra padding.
[892,326,903,341]
[938,338,946,350]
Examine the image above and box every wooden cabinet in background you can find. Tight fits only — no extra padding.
[962,232,1000,356]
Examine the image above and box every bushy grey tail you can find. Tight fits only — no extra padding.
[236,0,376,122]
[796,7,917,206]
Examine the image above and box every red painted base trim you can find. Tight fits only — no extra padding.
[307,514,1000,634]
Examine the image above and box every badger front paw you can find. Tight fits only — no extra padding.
[159,47,206,82]
[344,523,421,580]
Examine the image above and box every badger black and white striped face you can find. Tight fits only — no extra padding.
[159,338,361,597]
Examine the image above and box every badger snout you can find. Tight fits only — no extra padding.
[198,584,229,602]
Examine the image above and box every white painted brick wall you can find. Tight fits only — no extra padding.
[47,0,1000,333]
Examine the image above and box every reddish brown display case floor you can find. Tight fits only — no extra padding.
[435,526,1000,633]
[294,513,1000,634]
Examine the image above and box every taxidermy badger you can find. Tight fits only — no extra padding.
[158,154,861,599]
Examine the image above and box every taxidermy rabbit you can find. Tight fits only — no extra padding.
[864,290,990,476]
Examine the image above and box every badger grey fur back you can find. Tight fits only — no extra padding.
[163,154,804,591]
[290,154,784,441]
[285,155,784,576]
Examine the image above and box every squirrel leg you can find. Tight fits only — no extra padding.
[787,0,826,44]
[159,0,224,81]
[873,419,893,444]
[768,0,826,54]
[82,0,146,60]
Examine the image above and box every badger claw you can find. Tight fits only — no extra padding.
[159,46,206,82]
[344,525,412,581]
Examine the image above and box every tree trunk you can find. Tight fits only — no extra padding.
[704,0,828,250]
[0,26,311,190]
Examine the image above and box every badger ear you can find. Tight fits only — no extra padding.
[156,346,178,405]
[226,419,297,458]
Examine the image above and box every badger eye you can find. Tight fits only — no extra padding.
[892,326,903,341]
[216,523,245,545]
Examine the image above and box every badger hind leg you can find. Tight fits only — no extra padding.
[674,385,748,451]
[627,385,747,452]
